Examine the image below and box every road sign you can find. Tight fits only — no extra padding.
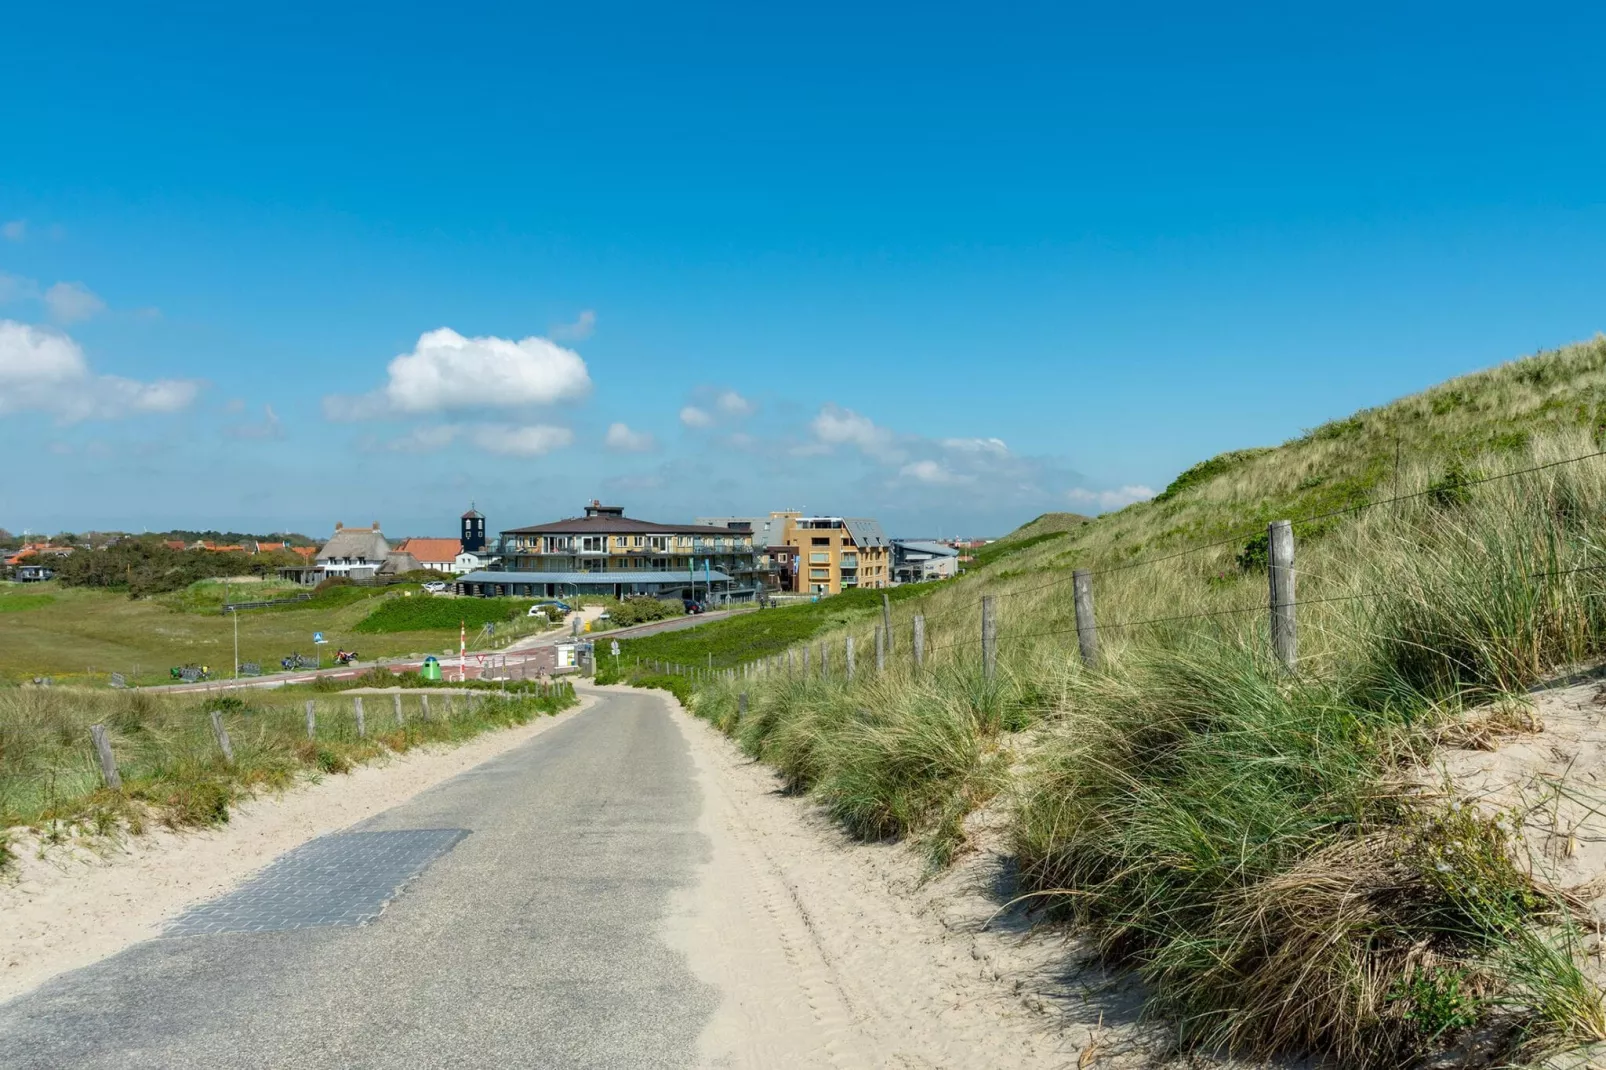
[313,632,327,644]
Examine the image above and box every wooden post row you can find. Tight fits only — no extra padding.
[1072,569,1098,667]
[981,597,997,682]
[90,723,122,790]
[1268,520,1297,672]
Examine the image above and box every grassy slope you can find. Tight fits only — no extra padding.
[637,336,1606,1066]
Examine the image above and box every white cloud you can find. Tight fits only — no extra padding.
[325,327,592,419]
[44,281,106,323]
[2,220,24,242]
[0,319,201,422]
[550,309,596,341]
[680,405,714,428]
[899,459,975,486]
[225,403,284,440]
[809,403,903,461]
[470,423,574,456]
[605,422,656,452]
[716,390,753,417]
[1066,485,1156,512]
[942,436,1009,455]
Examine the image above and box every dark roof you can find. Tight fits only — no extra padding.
[842,517,889,549]
[501,514,738,536]
[461,508,484,520]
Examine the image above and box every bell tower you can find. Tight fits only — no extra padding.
[461,504,486,553]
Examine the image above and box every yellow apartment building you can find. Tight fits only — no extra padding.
[781,514,890,595]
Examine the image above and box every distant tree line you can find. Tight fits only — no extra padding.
[51,536,308,597]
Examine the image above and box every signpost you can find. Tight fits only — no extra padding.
[312,631,327,669]
[611,639,620,672]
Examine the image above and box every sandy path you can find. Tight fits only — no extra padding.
[0,694,591,1003]
[643,683,1179,1069]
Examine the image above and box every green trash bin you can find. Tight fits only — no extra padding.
[420,655,442,682]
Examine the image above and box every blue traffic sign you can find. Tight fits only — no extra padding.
[313,631,326,644]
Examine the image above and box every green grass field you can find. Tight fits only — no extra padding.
[0,581,527,686]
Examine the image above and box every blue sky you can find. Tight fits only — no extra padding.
[2,2,1604,539]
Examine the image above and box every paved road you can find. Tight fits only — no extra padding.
[0,690,720,1069]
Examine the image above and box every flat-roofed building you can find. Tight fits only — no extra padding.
[783,515,889,596]
[456,500,761,603]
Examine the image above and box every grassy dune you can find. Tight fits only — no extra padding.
[0,681,577,853]
[621,336,1606,1065]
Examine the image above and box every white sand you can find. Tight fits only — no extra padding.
[641,685,1251,1069]
[0,695,590,1003]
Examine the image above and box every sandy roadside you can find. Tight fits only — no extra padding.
[0,693,592,1003]
[626,682,1188,1070]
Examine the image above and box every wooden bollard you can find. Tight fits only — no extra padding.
[421,693,431,720]
[1072,569,1098,667]
[210,710,235,764]
[305,699,316,740]
[354,695,366,737]
[393,692,405,725]
[1269,520,1297,673]
[981,596,997,682]
[90,724,122,790]
[912,614,925,669]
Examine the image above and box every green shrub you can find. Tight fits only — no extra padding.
[354,596,531,634]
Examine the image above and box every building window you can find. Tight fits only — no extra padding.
[811,537,830,546]
[581,536,605,553]
[841,555,858,567]
[632,535,643,547]
[809,568,829,580]
[809,552,829,564]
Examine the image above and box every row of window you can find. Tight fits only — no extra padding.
[506,534,752,553]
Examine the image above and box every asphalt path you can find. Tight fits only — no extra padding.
[0,690,720,1069]
[158,608,744,695]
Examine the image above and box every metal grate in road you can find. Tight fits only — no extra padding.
[164,829,469,936]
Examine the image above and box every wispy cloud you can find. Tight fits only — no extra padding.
[44,281,106,323]
[1065,485,1155,512]
[549,309,596,341]
[605,421,656,452]
[679,405,714,428]
[2,220,25,242]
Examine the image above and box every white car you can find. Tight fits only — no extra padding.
[422,581,449,594]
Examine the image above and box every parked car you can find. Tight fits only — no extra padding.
[422,581,449,593]
[527,600,573,617]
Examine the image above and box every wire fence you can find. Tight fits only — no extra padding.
[628,446,1606,684]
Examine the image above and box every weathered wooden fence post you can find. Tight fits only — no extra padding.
[1269,519,1297,672]
[819,642,828,677]
[1073,569,1098,668]
[882,593,893,654]
[421,693,431,720]
[210,710,235,764]
[981,596,997,682]
[354,695,366,737]
[913,614,925,669]
[305,699,316,740]
[875,625,885,672]
[845,635,855,680]
[393,692,405,726]
[89,724,122,790]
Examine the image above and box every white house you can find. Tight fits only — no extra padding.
[315,522,390,580]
